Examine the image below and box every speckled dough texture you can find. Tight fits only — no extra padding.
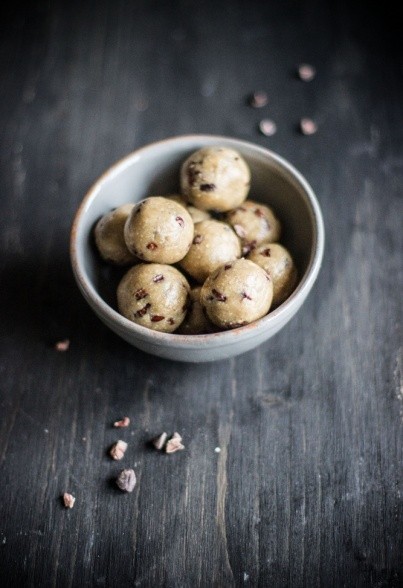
[166,194,211,223]
[94,204,138,265]
[180,147,251,212]
[179,219,242,283]
[247,243,298,307]
[117,263,190,332]
[225,200,281,254]
[176,286,215,335]
[200,258,273,329]
[124,196,194,263]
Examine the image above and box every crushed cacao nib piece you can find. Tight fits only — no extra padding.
[146,242,158,250]
[200,183,216,192]
[212,289,227,302]
[261,248,271,257]
[168,318,175,325]
[135,303,151,318]
[193,234,203,245]
[113,417,130,428]
[298,63,316,81]
[110,440,128,461]
[242,292,252,300]
[151,315,165,322]
[55,339,70,352]
[224,264,232,270]
[299,118,318,135]
[63,493,75,508]
[249,91,268,108]
[165,432,185,454]
[116,469,136,492]
[254,208,265,218]
[135,288,148,300]
[152,432,168,450]
[175,216,184,227]
[153,274,164,283]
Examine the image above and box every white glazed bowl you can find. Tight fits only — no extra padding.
[70,135,324,362]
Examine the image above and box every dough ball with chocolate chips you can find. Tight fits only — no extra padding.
[94,204,138,266]
[179,219,241,283]
[201,259,273,329]
[117,264,190,333]
[247,243,298,307]
[180,147,251,212]
[225,200,281,255]
[124,197,194,264]
[176,287,216,335]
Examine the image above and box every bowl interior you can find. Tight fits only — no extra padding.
[74,136,318,322]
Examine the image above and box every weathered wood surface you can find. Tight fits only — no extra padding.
[0,1,402,586]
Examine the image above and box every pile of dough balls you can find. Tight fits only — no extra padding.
[94,146,298,334]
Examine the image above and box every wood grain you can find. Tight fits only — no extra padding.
[0,1,402,586]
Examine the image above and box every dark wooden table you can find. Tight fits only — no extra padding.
[1,1,402,586]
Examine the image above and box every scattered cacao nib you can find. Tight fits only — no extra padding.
[175,216,184,227]
[259,118,277,136]
[110,440,128,461]
[165,432,185,454]
[55,339,70,352]
[298,63,316,82]
[116,469,136,492]
[233,224,247,239]
[200,183,216,192]
[63,493,75,508]
[113,417,130,428]
[153,274,164,283]
[212,289,227,302]
[151,315,165,322]
[152,432,168,450]
[168,318,175,325]
[261,247,271,257]
[242,292,252,300]
[224,264,232,270]
[248,91,268,108]
[193,234,203,244]
[135,303,151,318]
[299,118,317,135]
[146,242,158,250]
[254,208,264,218]
[135,288,148,300]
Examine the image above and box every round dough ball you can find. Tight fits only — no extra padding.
[180,147,251,212]
[117,264,190,333]
[176,287,216,335]
[247,243,298,307]
[94,204,138,265]
[201,259,273,329]
[124,197,194,264]
[225,200,281,255]
[179,219,241,283]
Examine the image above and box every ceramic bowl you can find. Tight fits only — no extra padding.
[70,135,324,362]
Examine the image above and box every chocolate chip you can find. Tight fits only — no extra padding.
[135,303,151,318]
[146,242,158,250]
[153,274,164,283]
[135,288,148,300]
[212,288,227,302]
[151,315,165,322]
[176,216,184,227]
[193,234,203,244]
[116,469,136,492]
[200,183,216,192]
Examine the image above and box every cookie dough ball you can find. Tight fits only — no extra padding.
[180,147,251,212]
[176,287,216,335]
[225,200,281,255]
[247,243,298,307]
[179,219,241,283]
[201,259,273,329]
[94,204,138,265]
[124,197,194,264]
[117,264,190,333]
[166,194,211,223]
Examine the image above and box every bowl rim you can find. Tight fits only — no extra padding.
[70,134,325,348]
